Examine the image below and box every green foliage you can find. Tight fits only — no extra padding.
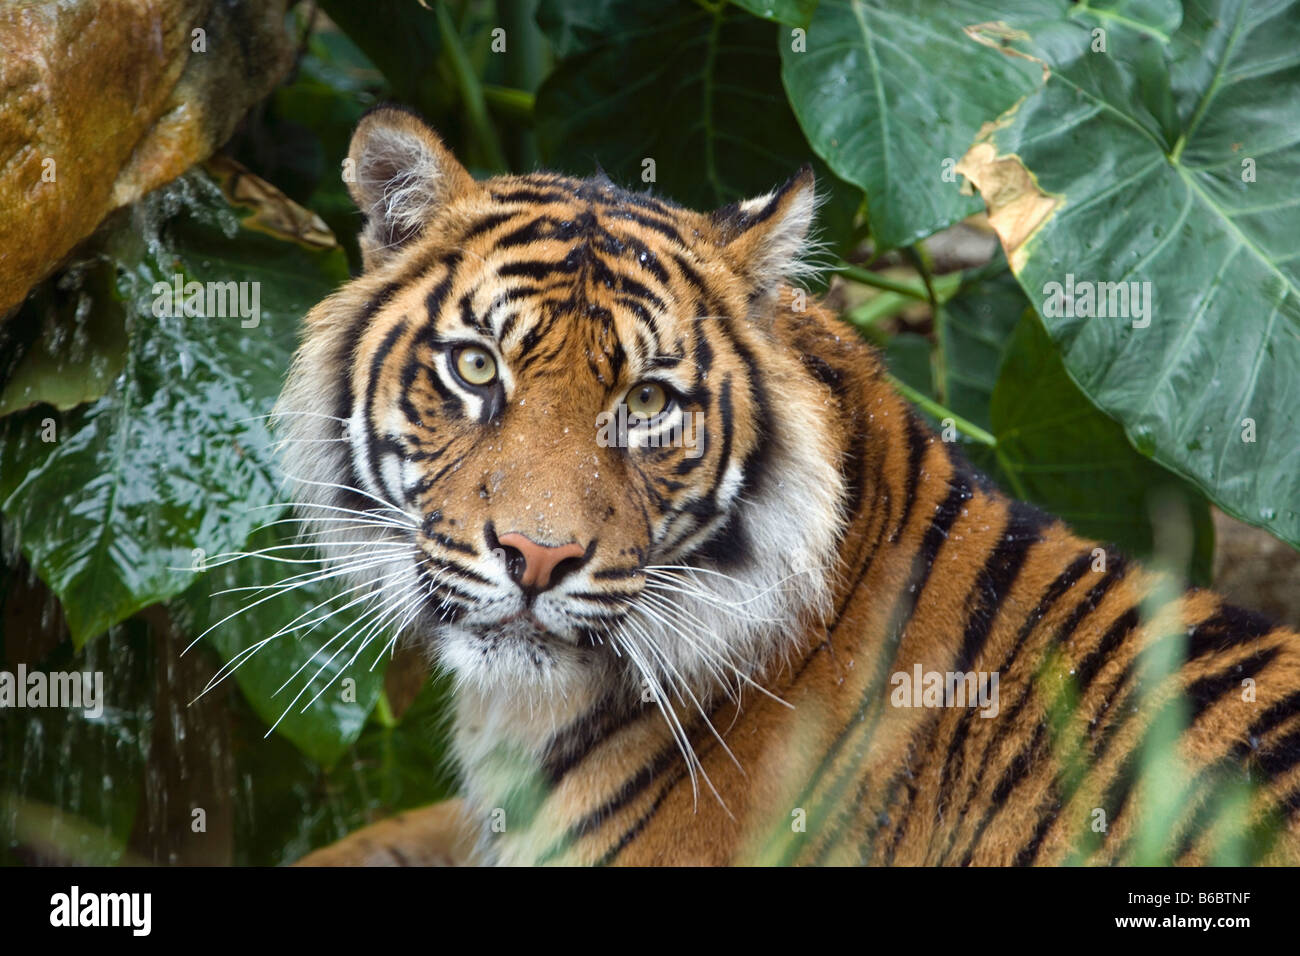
[1,0,1294,865]
[781,0,1044,247]
[976,0,1300,549]
[1,174,347,647]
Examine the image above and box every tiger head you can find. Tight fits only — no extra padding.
[277,107,846,722]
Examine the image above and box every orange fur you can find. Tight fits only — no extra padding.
[287,111,1300,867]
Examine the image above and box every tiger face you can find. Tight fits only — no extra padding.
[277,108,845,716]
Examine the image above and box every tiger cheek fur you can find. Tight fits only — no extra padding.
[282,108,1300,867]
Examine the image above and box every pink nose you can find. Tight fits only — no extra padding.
[497,532,587,591]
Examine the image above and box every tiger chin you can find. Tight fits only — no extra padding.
[284,106,1300,867]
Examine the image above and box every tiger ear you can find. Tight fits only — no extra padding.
[708,165,816,294]
[345,106,478,268]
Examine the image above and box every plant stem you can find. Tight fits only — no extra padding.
[904,245,948,404]
[844,290,912,332]
[373,689,397,729]
[435,0,509,172]
[834,262,931,300]
[887,374,997,447]
[483,85,536,123]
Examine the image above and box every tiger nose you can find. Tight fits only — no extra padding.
[496,532,588,592]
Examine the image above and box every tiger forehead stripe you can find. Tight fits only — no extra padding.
[401,215,718,390]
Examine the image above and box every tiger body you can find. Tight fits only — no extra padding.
[283,108,1300,866]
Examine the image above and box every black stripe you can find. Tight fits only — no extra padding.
[1013,795,1059,866]
[565,742,681,841]
[1050,550,1129,649]
[489,187,574,205]
[425,254,461,324]
[541,692,641,784]
[707,309,772,506]
[595,774,679,866]
[1074,606,1140,692]
[335,278,405,424]
[1256,725,1300,781]
[1248,689,1300,742]
[802,474,973,859]
[939,549,1099,862]
[828,489,892,631]
[428,532,476,556]
[669,252,708,298]
[460,211,516,242]
[457,290,489,334]
[614,296,663,346]
[958,723,1048,865]
[361,317,411,498]
[602,209,687,246]
[621,238,670,284]
[1186,645,1280,727]
[498,257,581,280]
[957,502,1051,672]
[1102,645,1281,848]
[1187,604,1276,660]
[890,413,930,544]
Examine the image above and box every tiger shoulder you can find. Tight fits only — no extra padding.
[284,107,1300,866]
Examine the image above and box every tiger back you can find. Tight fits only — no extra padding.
[284,108,1300,866]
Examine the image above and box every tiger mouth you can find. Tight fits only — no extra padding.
[473,611,564,644]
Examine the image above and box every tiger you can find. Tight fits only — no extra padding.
[281,106,1300,866]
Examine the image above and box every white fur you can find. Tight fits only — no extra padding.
[356,126,445,252]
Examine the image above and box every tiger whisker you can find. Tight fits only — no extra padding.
[248,513,411,538]
[247,499,415,530]
[206,549,411,600]
[240,410,350,426]
[635,591,792,711]
[199,540,413,569]
[198,563,417,699]
[295,574,431,713]
[620,614,745,794]
[640,578,784,621]
[273,472,417,525]
[183,550,412,655]
[630,594,740,701]
[612,632,710,808]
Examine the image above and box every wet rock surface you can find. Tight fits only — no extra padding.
[0,0,292,317]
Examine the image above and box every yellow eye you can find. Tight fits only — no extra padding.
[455,347,497,386]
[625,382,668,420]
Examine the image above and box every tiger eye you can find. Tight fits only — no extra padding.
[626,382,667,420]
[455,347,497,386]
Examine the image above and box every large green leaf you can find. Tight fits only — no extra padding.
[878,265,1213,582]
[939,262,1026,431]
[535,0,859,231]
[990,312,1214,581]
[0,267,127,417]
[535,0,637,57]
[960,0,1300,549]
[780,0,1044,248]
[0,171,348,647]
[731,0,820,27]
